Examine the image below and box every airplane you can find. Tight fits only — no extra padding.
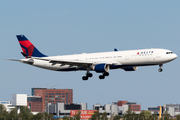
[8,35,177,80]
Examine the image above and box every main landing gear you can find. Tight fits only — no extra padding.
[82,72,93,81]
[99,72,109,79]
[82,72,110,80]
[158,64,163,72]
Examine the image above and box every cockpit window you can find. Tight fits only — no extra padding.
[166,52,173,54]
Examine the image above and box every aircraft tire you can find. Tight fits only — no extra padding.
[87,73,93,77]
[103,72,109,76]
[99,75,105,79]
[82,76,88,80]
[158,68,163,72]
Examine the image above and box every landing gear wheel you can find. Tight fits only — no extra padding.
[103,72,109,76]
[158,68,163,72]
[82,76,88,80]
[87,73,93,77]
[99,75,105,79]
[158,64,163,72]
[82,71,93,80]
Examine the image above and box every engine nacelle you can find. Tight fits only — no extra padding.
[123,67,138,71]
[94,63,109,73]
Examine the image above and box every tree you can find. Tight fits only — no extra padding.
[47,113,55,120]
[101,112,108,120]
[3,110,10,120]
[113,115,121,120]
[62,115,73,120]
[9,107,18,120]
[0,104,6,114]
[19,106,33,120]
[20,106,32,115]
[0,104,8,120]
[74,110,81,120]
[33,113,43,120]
[150,114,158,120]
[142,111,152,118]
[137,110,154,120]
[62,116,68,120]
[0,105,57,120]
[175,114,180,120]
[123,108,136,120]
[0,110,9,120]
[161,111,173,120]
[91,110,100,120]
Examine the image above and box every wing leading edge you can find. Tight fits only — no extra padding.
[33,57,121,67]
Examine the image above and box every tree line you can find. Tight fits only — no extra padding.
[2,104,180,120]
[62,108,180,120]
[0,104,55,120]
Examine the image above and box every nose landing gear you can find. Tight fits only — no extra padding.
[158,64,163,72]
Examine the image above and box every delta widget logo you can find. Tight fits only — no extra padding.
[137,51,153,55]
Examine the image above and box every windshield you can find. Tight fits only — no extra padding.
[166,52,173,54]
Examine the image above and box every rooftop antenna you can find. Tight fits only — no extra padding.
[50,84,61,89]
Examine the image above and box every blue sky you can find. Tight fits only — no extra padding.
[1,0,180,110]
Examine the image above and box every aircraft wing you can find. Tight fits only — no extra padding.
[33,58,120,67]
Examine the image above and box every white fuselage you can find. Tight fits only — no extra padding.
[20,48,177,72]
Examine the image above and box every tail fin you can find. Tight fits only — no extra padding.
[16,35,47,58]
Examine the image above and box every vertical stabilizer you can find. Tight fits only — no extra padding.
[16,35,47,57]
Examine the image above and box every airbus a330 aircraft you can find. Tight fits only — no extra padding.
[8,35,177,80]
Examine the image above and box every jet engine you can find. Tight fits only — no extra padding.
[94,63,109,73]
[123,66,138,71]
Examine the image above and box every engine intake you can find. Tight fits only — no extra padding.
[123,67,138,71]
[94,63,109,73]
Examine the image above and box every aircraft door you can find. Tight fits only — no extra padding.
[156,51,161,59]
[125,54,129,60]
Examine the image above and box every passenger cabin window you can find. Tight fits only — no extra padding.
[166,52,173,54]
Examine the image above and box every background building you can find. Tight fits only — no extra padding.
[126,102,141,112]
[148,106,160,114]
[0,101,15,113]
[27,96,42,113]
[114,100,141,113]
[93,103,120,118]
[12,94,27,114]
[46,103,87,116]
[117,101,128,106]
[164,104,180,116]
[31,88,73,112]
[164,104,180,112]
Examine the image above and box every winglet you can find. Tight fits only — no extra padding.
[16,35,47,58]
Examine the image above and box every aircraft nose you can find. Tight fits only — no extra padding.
[174,54,177,59]
[172,54,177,60]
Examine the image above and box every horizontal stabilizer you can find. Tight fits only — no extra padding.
[6,59,20,61]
